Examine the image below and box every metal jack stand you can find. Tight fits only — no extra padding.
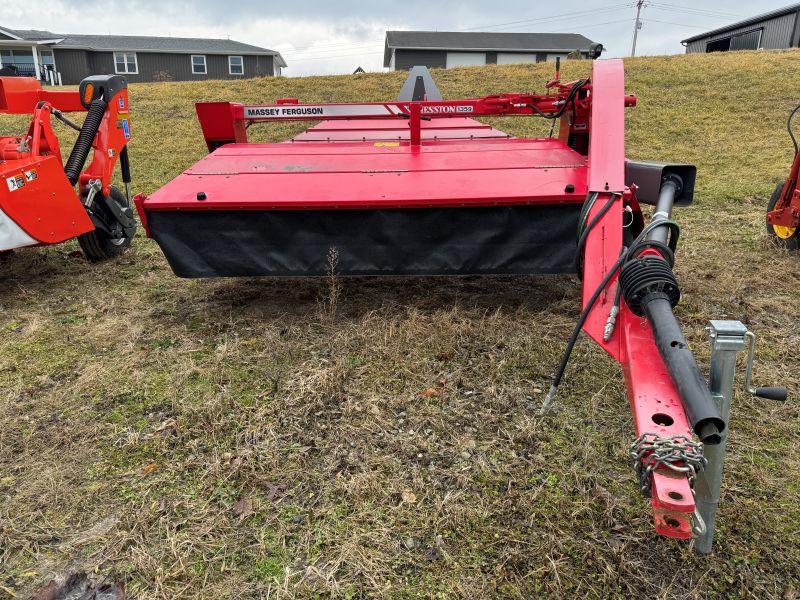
[694,321,787,554]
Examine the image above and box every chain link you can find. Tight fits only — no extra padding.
[630,433,709,537]
[629,432,707,497]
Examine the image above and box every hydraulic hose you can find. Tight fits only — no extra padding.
[119,145,132,184]
[788,102,800,158]
[540,248,626,415]
[529,78,588,120]
[51,108,82,132]
[541,217,669,415]
[544,182,725,445]
[120,145,133,202]
[576,193,618,272]
[64,98,107,186]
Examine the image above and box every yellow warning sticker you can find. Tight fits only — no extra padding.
[374,142,400,147]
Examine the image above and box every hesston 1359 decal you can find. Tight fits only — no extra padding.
[421,105,473,114]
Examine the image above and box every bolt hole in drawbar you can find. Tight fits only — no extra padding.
[668,491,684,501]
[652,413,674,426]
[664,516,681,529]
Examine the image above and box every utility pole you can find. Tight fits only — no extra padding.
[631,0,645,57]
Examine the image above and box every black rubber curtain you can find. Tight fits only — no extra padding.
[147,204,582,278]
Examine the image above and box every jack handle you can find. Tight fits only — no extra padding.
[744,332,788,401]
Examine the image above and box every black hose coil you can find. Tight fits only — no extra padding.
[64,98,107,186]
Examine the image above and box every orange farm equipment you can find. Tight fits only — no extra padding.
[0,75,136,260]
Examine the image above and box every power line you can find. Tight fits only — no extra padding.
[281,4,635,56]
[461,3,634,31]
[283,5,674,65]
[467,7,635,34]
[645,18,707,29]
[286,50,385,61]
[281,43,381,54]
[281,43,384,56]
[287,17,634,63]
[578,18,636,30]
[648,3,744,19]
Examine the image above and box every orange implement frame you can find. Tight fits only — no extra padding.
[0,76,132,249]
[0,77,84,114]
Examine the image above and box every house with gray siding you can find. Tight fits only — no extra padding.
[0,26,286,84]
[384,31,600,70]
[682,4,800,53]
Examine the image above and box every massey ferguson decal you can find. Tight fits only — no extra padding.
[244,104,402,119]
[246,106,325,117]
[242,103,475,120]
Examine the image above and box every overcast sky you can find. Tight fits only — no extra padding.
[5,0,791,76]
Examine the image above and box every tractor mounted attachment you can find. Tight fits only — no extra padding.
[0,75,136,260]
[765,102,800,249]
[135,60,785,548]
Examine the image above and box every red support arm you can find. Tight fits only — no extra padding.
[581,60,696,539]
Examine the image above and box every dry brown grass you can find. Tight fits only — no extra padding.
[1,50,799,598]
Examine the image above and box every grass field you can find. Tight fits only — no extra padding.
[1,50,799,599]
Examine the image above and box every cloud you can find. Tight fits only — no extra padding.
[2,0,787,76]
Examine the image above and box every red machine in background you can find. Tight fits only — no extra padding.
[135,60,785,545]
[766,102,800,249]
[0,75,136,260]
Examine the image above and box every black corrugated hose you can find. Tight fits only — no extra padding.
[64,98,107,186]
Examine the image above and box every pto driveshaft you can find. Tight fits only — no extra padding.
[619,179,725,444]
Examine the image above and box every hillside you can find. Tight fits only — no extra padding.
[1,50,799,598]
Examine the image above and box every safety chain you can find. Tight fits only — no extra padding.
[629,433,709,536]
[629,432,708,497]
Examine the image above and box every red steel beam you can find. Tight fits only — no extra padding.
[580,59,696,538]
